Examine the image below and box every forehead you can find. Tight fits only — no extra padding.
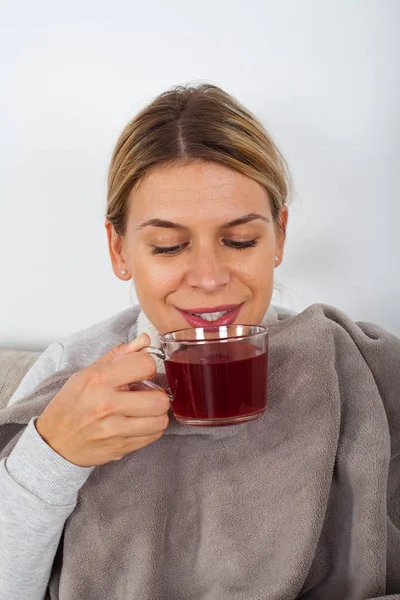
[127,161,272,223]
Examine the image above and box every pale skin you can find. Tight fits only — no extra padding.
[36,160,288,467]
[106,160,288,334]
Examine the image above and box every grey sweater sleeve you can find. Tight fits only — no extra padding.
[7,342,64,407]
[0,417,95,600]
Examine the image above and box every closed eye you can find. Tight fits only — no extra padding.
[223,239,258,250]
[151,243,188,255]
[151,239,258,255]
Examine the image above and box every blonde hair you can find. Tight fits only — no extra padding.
[106,83,292,236]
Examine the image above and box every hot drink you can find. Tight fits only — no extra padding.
[164,341,268,425]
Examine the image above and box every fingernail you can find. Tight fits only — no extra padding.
[129,333,146,347]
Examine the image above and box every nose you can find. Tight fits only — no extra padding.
[186,244,230,292]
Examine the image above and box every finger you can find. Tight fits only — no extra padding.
[99,412,170,439]
[107,433,164,461]
[89,350,157,390]
[119,431,166,456]
[95,333,151,366]
[107,389,171,418]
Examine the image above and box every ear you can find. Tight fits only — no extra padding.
[274,206,289,267]
[105,220,131,280]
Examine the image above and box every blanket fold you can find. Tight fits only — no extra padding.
[1,303,399,600]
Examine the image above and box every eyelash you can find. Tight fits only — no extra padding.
[151,239,258,256]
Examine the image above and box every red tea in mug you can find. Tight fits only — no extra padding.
[164,340,268,425]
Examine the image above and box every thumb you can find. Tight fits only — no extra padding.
[95,333,151,365]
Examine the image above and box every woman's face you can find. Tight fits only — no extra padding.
[106,161,288,335]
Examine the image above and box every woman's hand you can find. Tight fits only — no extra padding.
[35,334,170,467]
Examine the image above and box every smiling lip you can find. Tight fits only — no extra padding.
[177,304,243,327]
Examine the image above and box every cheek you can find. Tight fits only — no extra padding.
[232,247,274,284]
[132,258,181,299]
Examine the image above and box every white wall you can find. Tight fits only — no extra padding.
[1,0,399,350]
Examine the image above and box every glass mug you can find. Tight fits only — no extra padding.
[130,324,269,427]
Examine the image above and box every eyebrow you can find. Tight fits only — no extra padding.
[135,212,270,231]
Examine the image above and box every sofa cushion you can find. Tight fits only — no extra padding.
[0,349,41,409]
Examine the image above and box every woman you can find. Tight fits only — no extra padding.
[0,84,399,600]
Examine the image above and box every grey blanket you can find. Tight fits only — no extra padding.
[1,303,400,600]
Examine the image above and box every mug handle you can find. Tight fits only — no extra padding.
[128,345,173,402]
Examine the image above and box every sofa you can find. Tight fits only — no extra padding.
[0,349,41,410]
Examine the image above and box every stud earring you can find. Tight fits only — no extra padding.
[275,257,278,262]
[121,269,128,276]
